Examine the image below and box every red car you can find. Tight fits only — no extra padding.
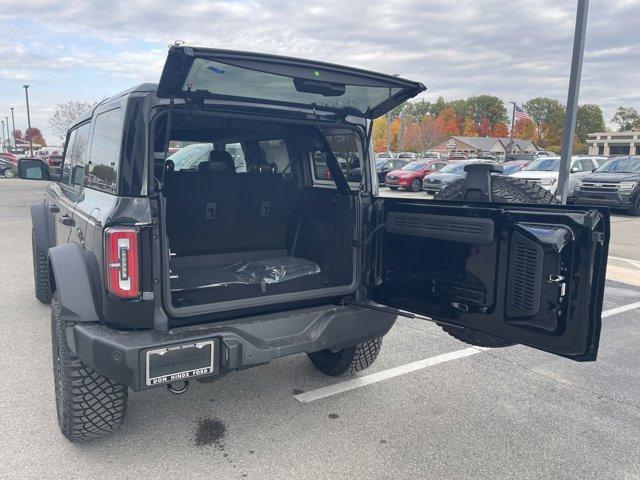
[385,159,448,191]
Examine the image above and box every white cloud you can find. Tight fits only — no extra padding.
[1,0,639,141]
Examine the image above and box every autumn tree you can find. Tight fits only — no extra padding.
[513,119,537,141]
[49,100,96,141]
[477,118,492,137]
[492,122,509,137]
[462,116,477,136]
[522,97,565,139]
[372,117,388,152]
[12,129,23,141]
[435,107,460,137]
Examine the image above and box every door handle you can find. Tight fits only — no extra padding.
[60,215,75,227]
[49,204,60,213]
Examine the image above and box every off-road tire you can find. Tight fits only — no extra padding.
[308,337,383,376]
[409,178,422,192]
[52,293,127,442]
[435,176,560,348]
[32,230,53,304]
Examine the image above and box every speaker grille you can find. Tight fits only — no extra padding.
[507,231,543,317]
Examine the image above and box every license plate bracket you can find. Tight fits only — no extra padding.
[145,340,216,386]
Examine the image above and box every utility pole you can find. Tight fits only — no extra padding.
[1,120,5,150]
[10,107,16,150]
[508,101,516,155]
[4,116,9,150]
[556,0,589,204]
[23,84,34,156]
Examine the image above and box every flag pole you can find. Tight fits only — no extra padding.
[508,101,516,155]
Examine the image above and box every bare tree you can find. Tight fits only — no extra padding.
[49,100,97,141]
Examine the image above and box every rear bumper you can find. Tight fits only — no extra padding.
[69,304,397,391]
[574,191,636,209]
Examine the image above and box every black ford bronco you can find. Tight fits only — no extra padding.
[20,46,609,442]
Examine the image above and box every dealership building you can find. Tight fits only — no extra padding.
[430,136,540,156]
[587,131,639,156]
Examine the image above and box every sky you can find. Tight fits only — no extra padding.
[1,0,639,145]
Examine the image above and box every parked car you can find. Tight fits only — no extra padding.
[505,153,539,162]
[46,155,64,175]
[423,159,497,194]
[510,156,602,199]
[18,45,609,443]
[0,157,17,178]
[500,160,530,175]
[397,152,418,160]
[532,150,556,157]
[376,151,395,160]
[447,153,468,161]
[385,159,448,191]
[375,158,410,184]
[574,156,640,215]
[421,151,443,159]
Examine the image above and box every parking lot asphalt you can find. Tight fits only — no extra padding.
[1,179,639,480]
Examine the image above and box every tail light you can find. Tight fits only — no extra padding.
[104,227,140,299]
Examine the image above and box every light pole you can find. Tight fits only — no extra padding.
[556,0,589,204]
[10,107,16,150]
[1,120,5,150]
[23,84,33,156]
[4,116,9,150]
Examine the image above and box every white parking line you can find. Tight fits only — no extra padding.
[294,347,487,403]
[609,255,640,269]
[295,301,640,404]
[602,301,640,318]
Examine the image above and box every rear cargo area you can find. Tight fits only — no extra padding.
[157,113,361,311]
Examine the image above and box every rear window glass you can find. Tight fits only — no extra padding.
[597,157,640,173]
[183,58,404,116]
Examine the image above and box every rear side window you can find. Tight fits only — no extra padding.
[311,133,362,187]
[258,140,289,173]
[67,123,91,188]
[85,108,122,193]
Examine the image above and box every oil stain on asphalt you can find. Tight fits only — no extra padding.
[195,417,226,448]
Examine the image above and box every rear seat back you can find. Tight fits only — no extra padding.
[164,151,238,255]
[235,171,295,250]
[164,152,296,255]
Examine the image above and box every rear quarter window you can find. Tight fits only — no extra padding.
[85,108,123,193]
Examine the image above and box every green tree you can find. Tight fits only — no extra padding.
[466,95,507,126]
[576,104,605,143]
[542,110,565,152]
[611,106,639,131]
[522,97,565,138]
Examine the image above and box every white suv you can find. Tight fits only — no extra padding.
[510,156,608,198]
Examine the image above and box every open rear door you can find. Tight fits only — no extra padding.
[157,46,425,118]
[371,199,609,361]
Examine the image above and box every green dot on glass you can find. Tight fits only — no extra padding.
[314,70,320,77]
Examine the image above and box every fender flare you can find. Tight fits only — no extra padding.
[49,243,100,323]
[30,203,55,253]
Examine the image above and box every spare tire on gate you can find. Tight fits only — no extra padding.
[434,175,560,348]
